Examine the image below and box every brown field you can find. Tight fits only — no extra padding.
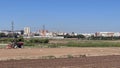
[0,47,120,68]
[0,47,120,60]
[0,55,120,68]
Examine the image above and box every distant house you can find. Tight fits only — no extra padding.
[14,30,24,35]
[95,32,115,37]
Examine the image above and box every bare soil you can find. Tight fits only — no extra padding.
[0,47,120,68]
[0,55,120,68]
[0,47,120,60]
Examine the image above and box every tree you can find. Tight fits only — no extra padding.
[77,34,85,39]
[0,33,6,37]
[20,30,24,35]
[64,33,70,38]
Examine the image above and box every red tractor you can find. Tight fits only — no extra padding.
[6,39,24,49]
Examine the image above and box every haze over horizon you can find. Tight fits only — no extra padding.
[0,0,120,33]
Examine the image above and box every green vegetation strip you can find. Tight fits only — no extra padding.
[65,42,120,47]
[24,40,120,48]
[1,37,120,48]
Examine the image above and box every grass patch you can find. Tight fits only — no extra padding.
[24,40,120,48]
[63,40,120,47]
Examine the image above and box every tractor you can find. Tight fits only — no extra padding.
[6,41,24,49]
[6,36,24,49]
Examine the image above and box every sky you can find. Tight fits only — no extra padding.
[0,0,120,33]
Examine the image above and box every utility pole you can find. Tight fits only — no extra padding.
[42,25,45,36]
[43,25,45,31]
[11,21,14,38]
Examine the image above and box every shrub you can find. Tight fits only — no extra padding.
[24,42,34,46]
[67,55,74,58]
[24,38,49,47]
[28,38,49,43]
[0,38,14,43]
[41,55,56,59]
[0,36,24,43]
[17,36,24,42]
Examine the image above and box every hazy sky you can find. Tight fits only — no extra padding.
[0,0,120,33]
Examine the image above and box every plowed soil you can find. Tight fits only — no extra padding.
[0,55,120,68]
[0,47,120,68]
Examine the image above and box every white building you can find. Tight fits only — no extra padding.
[95,32,114,37]
[24,27,31,35]
[81,33,94,38]
[113,32,120,37]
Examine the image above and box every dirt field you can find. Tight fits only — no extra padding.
[0,55,120,68]
[0,47,120,60]
[0,47,120,68]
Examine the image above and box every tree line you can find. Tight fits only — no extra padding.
[62,34,120,40]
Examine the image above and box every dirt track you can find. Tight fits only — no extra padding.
[0,55,120,68]
[1,47,120,60]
